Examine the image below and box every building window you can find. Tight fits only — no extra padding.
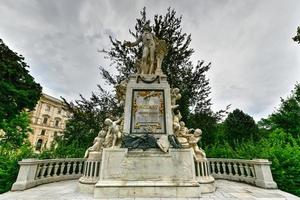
[45,104,51,111]
[55,120,59,127]
[43,117,48,124]
[57,108,62,114]
[41,129,46,135]
[54,131,58,137]
[36,139,43,151]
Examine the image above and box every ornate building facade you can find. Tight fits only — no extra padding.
[28,93,70,152]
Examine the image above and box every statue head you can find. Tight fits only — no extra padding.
[194,128,202,137]
[179,121,185,127]
[98,130,106,138]
[143,23,152,33]
[104,118,113,126]
[172,88,180,94]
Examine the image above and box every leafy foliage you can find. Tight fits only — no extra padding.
[0,39,42,121]
[223,109,259,146]
[0,144,34,194]
[261,83,300,137]
[206,129,300,197]
[0,38,41,194]
[0,112,32,149]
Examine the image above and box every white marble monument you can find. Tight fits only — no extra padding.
[79,22,215,198]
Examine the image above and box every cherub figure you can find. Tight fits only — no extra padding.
[115,80,127,107]
[104,117,123,148]
[188,128,206,161]
[171,88,181,107]
[173,109,182,135]
[84,130,106,158]
[175,121,192,148]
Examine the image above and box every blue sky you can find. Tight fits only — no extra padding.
[1,0,300,120]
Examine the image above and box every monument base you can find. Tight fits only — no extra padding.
[94,148,201,198]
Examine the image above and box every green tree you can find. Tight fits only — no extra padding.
[223,109,259,146]
[292,26,300,44]
[0,39,41,193]
[0,112,32,149]
[261,83,300,137]
[100,8,218,122]
[0,39,42,121]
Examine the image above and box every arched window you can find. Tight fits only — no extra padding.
[42,114,50,125]
[36,139,43,151]
[54,118,61,127]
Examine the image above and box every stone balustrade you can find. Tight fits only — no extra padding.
[11,158,85,191]
[208,158,277,189]
[11,156,278,192]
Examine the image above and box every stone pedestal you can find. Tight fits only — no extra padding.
[94,148,201,198]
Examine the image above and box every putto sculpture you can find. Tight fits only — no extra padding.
[84,130,106,158]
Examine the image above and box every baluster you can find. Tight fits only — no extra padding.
[200,161,205,177]
[72,161,77,175]
[47,163,53,177]
[233,162,238,176]
[250,165,255,178]
[210,162,215,175]
[228,162,233,176]
[40,164,47,179]
[245,164,251,177]
[60,162,66,175]
[239,163,245,177]
[221,161,226,175]
[87,161,91,178]
[79,161,83,175]
[36,164,42,179]
[204,161,208,177]
[216,162,221,175]
[93,161,98,179]
[66,161,71,175]
[196,161,200,177]
[53,162,59,176]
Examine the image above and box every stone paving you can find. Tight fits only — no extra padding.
[0,180,299,200]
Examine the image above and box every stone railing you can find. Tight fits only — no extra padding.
[208,158,277,189]
[11,158,85,191]
[11,156,278,191]
[194,159,214,183]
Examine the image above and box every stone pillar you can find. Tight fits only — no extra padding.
[252,159,277,189]
[11,159,39,191]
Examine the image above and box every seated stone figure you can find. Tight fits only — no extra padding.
[175,121,192,148]
[84,130,106,158]
[188,128,206,161]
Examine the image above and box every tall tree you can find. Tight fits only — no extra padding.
[100,8,215,121]
[260,83,300,137]
[0,39,42,121]
[223,109,259,146]
[58,8,226,154]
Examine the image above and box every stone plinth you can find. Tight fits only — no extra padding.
[94,148,201,198]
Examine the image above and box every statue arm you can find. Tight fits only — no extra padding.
[124,36,142,47]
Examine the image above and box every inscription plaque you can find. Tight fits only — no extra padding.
[130,89,166,134]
